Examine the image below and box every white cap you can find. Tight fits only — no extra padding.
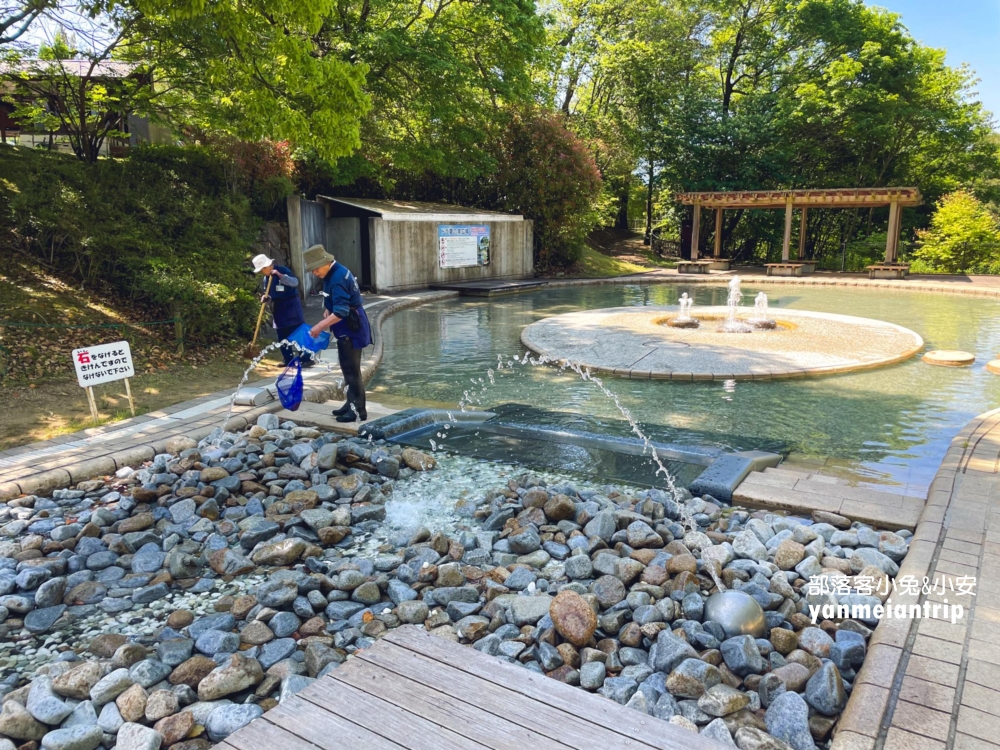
[251,254,274,273]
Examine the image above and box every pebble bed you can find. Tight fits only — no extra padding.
[0,414,910,750]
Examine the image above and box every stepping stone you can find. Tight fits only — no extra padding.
[922,350,974,366]
[987,360,1000,374]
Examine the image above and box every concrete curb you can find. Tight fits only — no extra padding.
[0,291,459,501]
[543,272,1000,299]
[829,406,1000,750]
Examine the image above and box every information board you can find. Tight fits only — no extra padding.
[439,225,491,268]
[72,341,135,388]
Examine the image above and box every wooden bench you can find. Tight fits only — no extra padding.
[765,262,816,277]
[676,260,712,274]
[866,264,909,279]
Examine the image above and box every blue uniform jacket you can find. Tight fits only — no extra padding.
[261,265,305,329]
[321,262,372,348]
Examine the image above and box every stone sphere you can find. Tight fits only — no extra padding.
[703,591,766,639]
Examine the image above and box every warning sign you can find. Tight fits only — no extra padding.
[72,341,135,388]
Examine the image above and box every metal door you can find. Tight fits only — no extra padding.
[327,217,362,280]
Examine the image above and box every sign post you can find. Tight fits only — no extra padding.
[72,341,136,424]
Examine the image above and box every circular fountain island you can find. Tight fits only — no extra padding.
[521,277,924,380]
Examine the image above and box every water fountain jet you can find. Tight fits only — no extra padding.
[749,292,777,330]
[667,293,700,328]
[716,276,753,333]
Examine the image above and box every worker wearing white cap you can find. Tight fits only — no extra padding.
[251,254,313,367]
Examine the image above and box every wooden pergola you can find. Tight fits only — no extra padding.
[676,188,922,264]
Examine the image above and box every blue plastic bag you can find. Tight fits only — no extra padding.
[276,357,304,411]
[285,323,330,353]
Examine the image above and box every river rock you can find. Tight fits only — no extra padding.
[735,727,796,750]
[116,683,148,723]
[699,684,750,717]
[116,722,163,750]
[251,539,306,566]
[27,675,73,725]
[39,725,102,750]
[53,662,104,701]
[145,689,179,722]
[765,692,816,750]
[90,667,132,709]
[796,628,833,659]
[205,703,263,742]
[721,635,765,676]
[592,575,626,608]
[0,696,47,739]
[733,531,768,561]
[89,634,128,658]
[804,663,846,715]
[208,549,255,577]
[773,541,805,571]
[197,654,264,701]
[98,703,123,734]
[401,448,436,471]
[667,658,722,699]
[154,710,195,746]
[549,590,597,646]
[169,656,217,689]
[651,631,698,673]
[508,596,554,626]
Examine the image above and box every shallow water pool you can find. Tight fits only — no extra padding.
[369,283,1000,495]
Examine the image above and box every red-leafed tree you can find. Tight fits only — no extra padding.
[479,109,602,269]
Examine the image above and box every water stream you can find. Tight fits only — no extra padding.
[452,351,688,512]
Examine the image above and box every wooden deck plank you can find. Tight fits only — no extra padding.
[224,714,325,750]
[382,627,721,750]
[329,649,576,750]
[301,669,491,750]
[353,640,644,750]
[266,695,408,749]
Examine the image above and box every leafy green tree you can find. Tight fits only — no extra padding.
[0,1,55,46]
[310,0,544,183]
[914,190,1000,274]
[123,0,370,162]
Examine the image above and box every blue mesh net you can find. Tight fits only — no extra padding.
[275,357,304,411]
[286,323,331,352]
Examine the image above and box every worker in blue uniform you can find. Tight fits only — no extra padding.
[305,244,371,422]
[252,253,313,368]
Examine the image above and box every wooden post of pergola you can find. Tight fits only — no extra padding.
[690,202,701,261]
[885,200,901,263]
[676,187,921,279]
[714,208,723,258]
[782,198,793,262]
[798,208,808,260]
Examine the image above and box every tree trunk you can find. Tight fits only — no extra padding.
[615,176,630,231]
[644,160,654,245]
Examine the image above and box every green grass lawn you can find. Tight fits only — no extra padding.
[572,245,675,278]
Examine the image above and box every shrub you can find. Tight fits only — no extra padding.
[475,110,602,269]
[0,145,260,342]
[914,190,1000,274]
[209,137,296,219]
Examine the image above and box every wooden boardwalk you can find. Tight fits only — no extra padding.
[217,626,722,750]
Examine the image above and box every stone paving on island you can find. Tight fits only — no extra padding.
[521,306,924,381]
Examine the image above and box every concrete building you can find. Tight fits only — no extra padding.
[286,196,533,294]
